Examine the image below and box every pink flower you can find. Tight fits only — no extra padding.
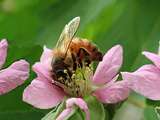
[23,45,130,120]
[122,51,160,100]
[0,39,29,95]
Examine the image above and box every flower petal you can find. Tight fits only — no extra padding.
[142,51,160,69]
[56,98,90,120]
[32,62,53,82]
[0,60,29,95]
[93,80,130,103]
[32,46,53,82]
[122,64,160,100]
[93,45,123,85]
[23,78,65,109]
[0,39,8,69]
[40,46,53,64]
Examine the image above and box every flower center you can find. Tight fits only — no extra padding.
[54,65,93,97]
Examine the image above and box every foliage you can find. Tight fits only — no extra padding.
[0,0,160,119]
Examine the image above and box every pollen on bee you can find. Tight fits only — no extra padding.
[67,82,72,87]
[71,73,76,79]
[64,69,68,73]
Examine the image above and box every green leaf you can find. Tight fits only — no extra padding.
[113,95,159,120]
[68,112,83,120]
[155,107,160,120]
[0,111,44,120]
[85,96,106,120]
[113,101,144,120]
[144,106,158,120]
[104,102,123,120]
[146,99,160,107]
[42,101,66,120]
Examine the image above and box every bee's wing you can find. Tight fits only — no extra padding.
[56,17,80,56]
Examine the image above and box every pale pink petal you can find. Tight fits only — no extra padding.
[40,46,52,62]
[32,46,53,82]
[93,45,123,85]
[0,60,29,95]
[32,62,53,82]
[122,64,160,100]
[142,51,160,69]
[0,39,8,69]
[32,46,53,83]
[93,80,130,103]
[23,78,65,109]
[135,64,159,73]
[56,98,90,120]
[40,46,53,65]
[106,74,119,86]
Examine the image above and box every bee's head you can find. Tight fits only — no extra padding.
[51,57,65,66]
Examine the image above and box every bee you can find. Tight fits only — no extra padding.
[51,17,103,97]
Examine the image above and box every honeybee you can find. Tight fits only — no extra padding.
[51,17,103,96]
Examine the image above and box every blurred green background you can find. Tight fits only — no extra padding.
[0,0,160,119]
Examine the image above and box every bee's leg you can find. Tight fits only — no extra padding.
[84,59,91,66]
[77,48,84,67]
[77,48,90,67]
[71,53,77,70]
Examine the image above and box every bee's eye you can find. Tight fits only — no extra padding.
[52,57,64,65]
[56,69,64,74]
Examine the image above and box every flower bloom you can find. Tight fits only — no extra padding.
[122,51,160,100]
[0,39,29,95]
[23,45,130,120]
